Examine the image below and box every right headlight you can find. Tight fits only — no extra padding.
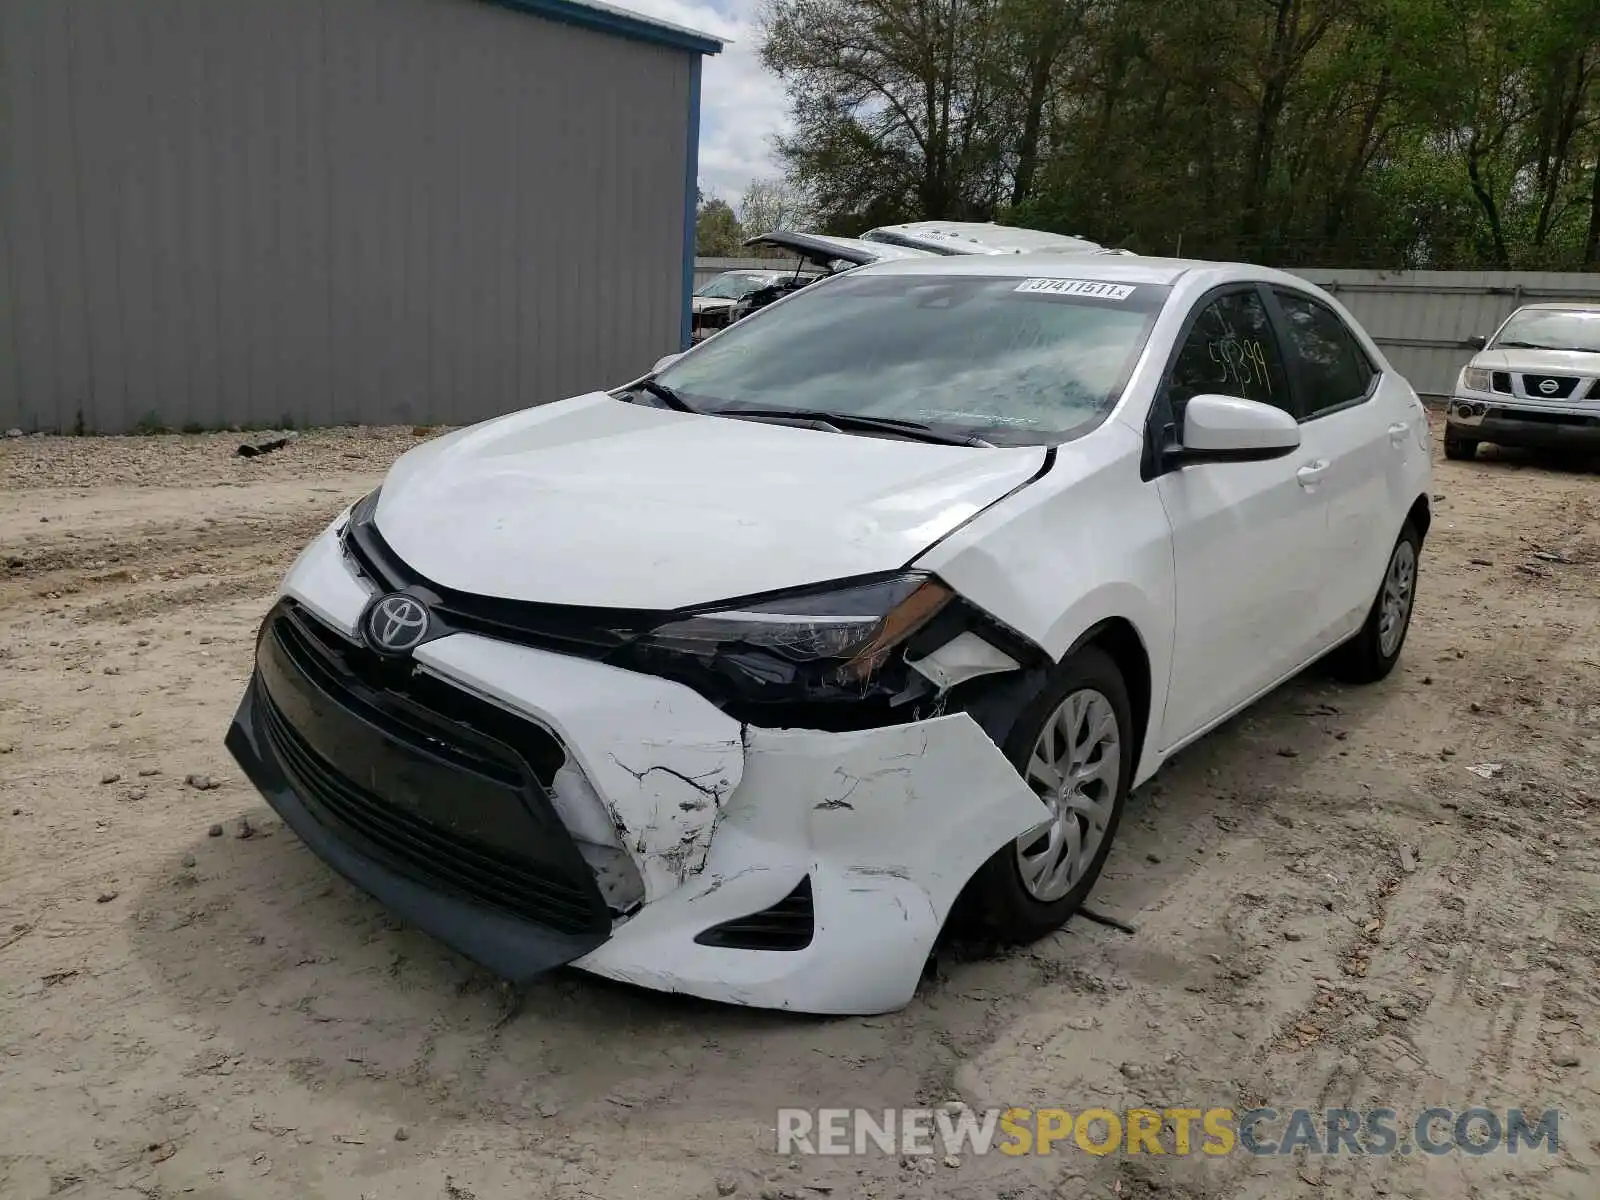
[632,572,953,702]
[1461,366,1492,393]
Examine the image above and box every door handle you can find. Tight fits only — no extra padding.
[1388,421,1410,445]
[1296,459,1330,488]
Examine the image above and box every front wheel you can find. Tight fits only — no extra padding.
[966,645,1133,942]
[1329,521,1421,684]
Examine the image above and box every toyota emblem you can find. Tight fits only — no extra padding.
[1538,378,1559,395]
[363,593,430,654]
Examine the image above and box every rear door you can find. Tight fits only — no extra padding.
[1151,286,1333,749]
[1267,288,1396,643]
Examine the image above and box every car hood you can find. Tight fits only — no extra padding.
[1473,347,1600,375]
[371,393,1047,609]
[692,295,738,314]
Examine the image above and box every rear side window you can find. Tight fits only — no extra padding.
[1273,291,1378,419]
[1164,290,1292,421]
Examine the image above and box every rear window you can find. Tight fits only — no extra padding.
[657,273,1171,445]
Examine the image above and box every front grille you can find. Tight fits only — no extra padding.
[260,690,601,934]
[1492,372,1513,394]
[272,602,565,785]
[257,603,611,935]
[342,514,650,662]
[1520,374,1580,400]
[693,876,815,951]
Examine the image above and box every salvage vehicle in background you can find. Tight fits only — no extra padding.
[728,230,937,323]
[692,269,808,342]
[860,220,1112,257]
[227,252,1433,1015]
[722,221,1128,328]
[1446,302,1600,459]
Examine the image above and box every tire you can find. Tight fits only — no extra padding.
[964,645,1134,942]
[1329,521,1421,684]
[1443,427,1478,460]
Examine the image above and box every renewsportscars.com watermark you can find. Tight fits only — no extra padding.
[777,1107,1561,1158]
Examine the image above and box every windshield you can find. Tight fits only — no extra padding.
[695,273,773,300]
[1491,309,1600,354]
[656,273,1169,445]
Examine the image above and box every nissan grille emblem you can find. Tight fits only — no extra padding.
[364,593,430,654]
[1538,378,1559,395]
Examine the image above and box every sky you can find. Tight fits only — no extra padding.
[612,0,788,209]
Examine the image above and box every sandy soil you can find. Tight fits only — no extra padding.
[2,421,1597,1200]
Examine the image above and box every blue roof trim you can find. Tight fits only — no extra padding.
[681,55,702,351]
[483,0,723,55]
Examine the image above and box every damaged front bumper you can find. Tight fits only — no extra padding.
[225,521,1047,1015]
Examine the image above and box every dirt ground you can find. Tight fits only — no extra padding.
[2,418,1597,1200]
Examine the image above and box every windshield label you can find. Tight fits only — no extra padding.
[1014,278,1135,301]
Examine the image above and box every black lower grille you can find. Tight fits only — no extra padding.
[1489,407,1598,426]
[255,602,611,936]
[1520,374,1579,399]
[260,692,600,933]
[693,876,815,951]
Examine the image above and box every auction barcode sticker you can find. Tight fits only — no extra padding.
[1014,278,1136,301]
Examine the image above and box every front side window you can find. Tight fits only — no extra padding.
[1491,308,1600,354]
[1274,291,1376,418]
[1164,290,1291,422]
[655,273,1171,446]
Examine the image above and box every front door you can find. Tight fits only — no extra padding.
[1152,287,1333,750]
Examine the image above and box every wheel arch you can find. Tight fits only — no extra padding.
[1061,617,1154,789]
[1406,493,1431,543]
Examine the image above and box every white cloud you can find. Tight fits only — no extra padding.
[608,0,790,207]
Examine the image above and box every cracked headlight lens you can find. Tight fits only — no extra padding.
[643,573,953,683]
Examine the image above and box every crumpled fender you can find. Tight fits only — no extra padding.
[574,714,1048,1014]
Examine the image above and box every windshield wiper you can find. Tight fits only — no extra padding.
[633,379,698,413]
[714,407,993,447]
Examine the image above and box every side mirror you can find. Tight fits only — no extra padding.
[1171,394,1300,466]
[1464,334,1487,351]
[652,352,683,374]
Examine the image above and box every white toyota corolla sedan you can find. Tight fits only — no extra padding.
[226,253,1434,1015]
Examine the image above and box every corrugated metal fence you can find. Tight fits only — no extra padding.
[1295,270,1600,398]
[696,259,1600,399]
[0,0,693,436]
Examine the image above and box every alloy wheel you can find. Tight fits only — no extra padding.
[1378,540,1416,657]
[1015,688,1121,903]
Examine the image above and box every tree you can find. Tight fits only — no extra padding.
[696,197,746,256]
[760,0,1600,270]
[762,0,1018,226]
[740,177,810,236]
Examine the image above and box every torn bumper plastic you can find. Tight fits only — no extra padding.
[228,518,1048,1014]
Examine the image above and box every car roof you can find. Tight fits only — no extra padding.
[853,252,1195,284]
[850,253,1355,294]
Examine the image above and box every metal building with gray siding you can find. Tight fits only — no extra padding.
[0,0,720,433]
